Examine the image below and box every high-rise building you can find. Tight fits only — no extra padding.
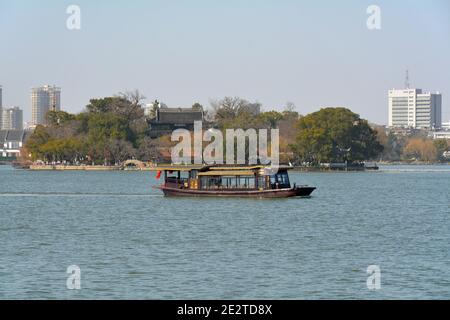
[2,107,23,130]
[31,85,61,125]
[0,85,3,129]
[388,89,442,129]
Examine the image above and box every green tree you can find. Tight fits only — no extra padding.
[26,125,51,161]
[85,97,117,113]
[26,91,148,165]
[292,108,383,165]
[258,111,284,129]
[145,100,160,120]
[192,102,204,111]
[46,110,76,126]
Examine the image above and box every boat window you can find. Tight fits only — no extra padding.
[199,175,256,190]
[257,176,265,189]
[190,170,198,179]
[269,171,290,188]
[180,172,189,179]
[224,177,237,189]
[277,172,290,187]
[239,177,255,189]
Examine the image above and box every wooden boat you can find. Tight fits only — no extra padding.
[151,165,316,198]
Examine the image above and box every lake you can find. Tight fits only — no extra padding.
[0,164,449,299]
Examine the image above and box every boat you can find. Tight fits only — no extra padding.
[364,162,379,170]
[151,165,316,198]
[11,160,32,169]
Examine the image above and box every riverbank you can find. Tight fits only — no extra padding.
[18,162,449,171]
[28,164,160,171]
[29,164,119,171]
[28,163,369,172]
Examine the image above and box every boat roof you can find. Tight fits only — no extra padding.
[198,170,256,176]
[147,165,205,172]
[148,164,293,172]
[209,166,263,171]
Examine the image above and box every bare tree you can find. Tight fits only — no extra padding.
[106,139,136,164]
[210,97,249,120]
[137,137,160,162]
[115,90,146,121]
[284,102,297,113]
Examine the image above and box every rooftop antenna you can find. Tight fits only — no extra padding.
[405,70,410,89]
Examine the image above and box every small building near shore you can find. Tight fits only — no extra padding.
[432,131,450,140]
[148,107,204,138]
[0,129,31,159]
[442,121,450,130]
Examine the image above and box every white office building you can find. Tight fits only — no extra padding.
[388,89,442,129]
[0,85,3,129]
[31,85,61,125]
[2,107,23,130]
[441,121,450,130]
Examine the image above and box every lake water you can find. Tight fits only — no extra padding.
[0,164,449,299]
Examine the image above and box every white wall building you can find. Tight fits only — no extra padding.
[0,130,30,158]
[433,131,450,140]
[388,89,442,129]
[441,121,450,130]
[31,85,61,125]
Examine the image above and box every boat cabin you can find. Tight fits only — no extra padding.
[155,165,293,191]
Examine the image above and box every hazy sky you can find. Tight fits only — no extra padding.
[1,0,449,124]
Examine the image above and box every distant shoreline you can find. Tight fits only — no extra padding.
[3,162,442,171]
[29,164,120,171]
[377,161,450,166]
[27,164,156,171]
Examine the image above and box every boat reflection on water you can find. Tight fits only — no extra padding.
[151,165,316,198]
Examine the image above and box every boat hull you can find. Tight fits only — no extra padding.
[155,186,316,198]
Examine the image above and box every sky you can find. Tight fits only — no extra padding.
[1,0,449,125]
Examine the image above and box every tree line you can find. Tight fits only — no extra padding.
[374,127,449,163]
[26,91,164,165]
[23,92,449,165]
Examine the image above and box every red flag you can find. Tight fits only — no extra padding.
[156,171,162,180]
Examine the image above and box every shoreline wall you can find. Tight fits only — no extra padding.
[29,165,120,171]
